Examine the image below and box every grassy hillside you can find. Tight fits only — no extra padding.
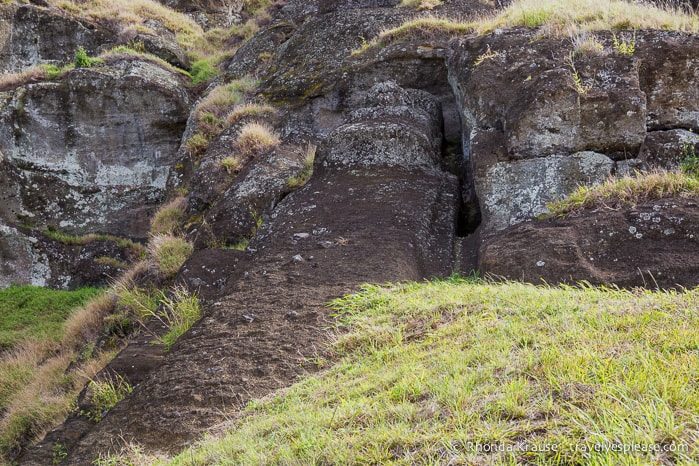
[114,277,699,465]
[0,286,101,349]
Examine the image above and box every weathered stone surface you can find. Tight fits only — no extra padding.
[0,222,46,288]
[0,4,115,72]
[447,29,699,232]
[318,0,400,12]
[448,29,647,161]
[480,198,699,288]
[0,59,191,238]
[129,26,191,69]
[63,164,460,462]
[189,144,307,249]
[176,248,246,299]
[479,151,615,230]
[636,31,699,131]
[225,22,297,79]
[317,82,442,169]
[259,9,406,101]
[640,129,699,170]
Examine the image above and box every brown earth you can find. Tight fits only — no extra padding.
[479,198,699,289]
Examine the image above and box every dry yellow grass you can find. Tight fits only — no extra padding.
[61,293,118,350]
[477,0,699,35]
[225,102,276,127]
[398,0,443,11]
[236,121,281,157]
[547,169,699,216]
[151,196,187,235]
[0,67,48,90]
[221,156,243,175]
[48,0,204,52]
[0,339,116,457]
[148,234,193,278]
[360,0,699,54]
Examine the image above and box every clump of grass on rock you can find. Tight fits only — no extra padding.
[151,196,187,235]
[236,121,280,157]
[547,169,699,217]
[148,234,193,279]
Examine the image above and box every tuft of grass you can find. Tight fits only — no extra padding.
[151,196,187,235]
[236,121,281,157]
[148,234,193,279]
[184,132,210,157]
[224,102,276,128]
[221,156,243,175]
[93,256,129,269]
[43,228,146,258]
[357,16,473,53]
[82,373,134,422]
[398,0,443,11]
[196,78,259,120]
[680,143,699,177]
[61,292,119,350]
[184,77,261,156]
[74,46,102,68]
[139,286,201,351]
[189,58,219,85]
[547,169,699,217]
[571,31,605,56]
[161,278,699,465]
[0,286,102,349]
[286,143,317,189]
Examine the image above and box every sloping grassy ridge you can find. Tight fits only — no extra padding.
[155,277,699,465]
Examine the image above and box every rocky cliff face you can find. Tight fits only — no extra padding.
[0,58,190,287]
[3,0,699,462]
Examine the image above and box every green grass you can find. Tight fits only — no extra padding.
[0,286,102,348]
[547,169,699,217]
[82,374,134,422]
[157,277,699,465]
[140,287,201,351]
[43,228,146,258]
[184,77,261,156]
[0,287,114,459]
[189,58,219,85]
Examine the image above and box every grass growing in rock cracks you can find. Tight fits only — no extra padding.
[547,169,699,217]
[356,0,699,53]
[150,277,699,465]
